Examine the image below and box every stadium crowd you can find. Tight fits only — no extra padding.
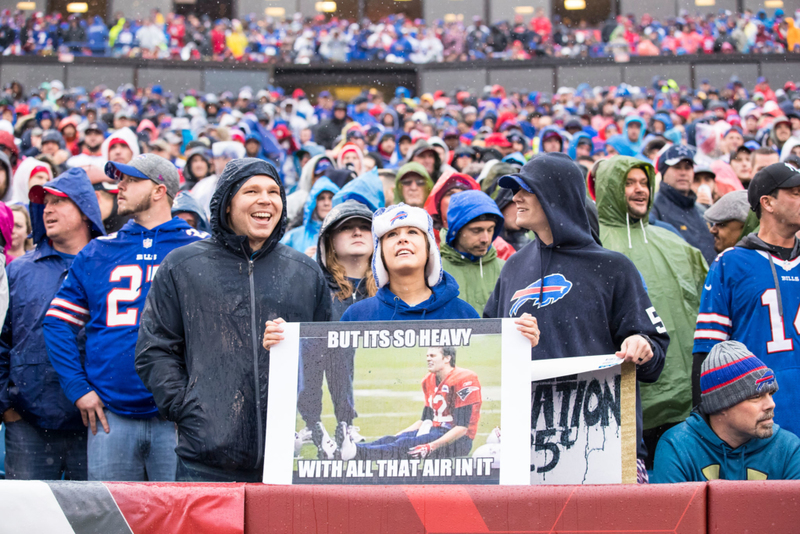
[0,70,798,483]
[0,7,799,62]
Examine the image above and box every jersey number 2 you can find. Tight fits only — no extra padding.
[107,266,145,327]
[761,289,800,353]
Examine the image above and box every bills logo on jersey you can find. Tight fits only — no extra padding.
[756,372,776,392]
[390,211,408,225]
[456,385,479,401]
[142,238,153,249]
[509,273,572,315]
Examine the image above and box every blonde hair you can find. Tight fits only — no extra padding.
[10,204,33,252]
[324,230,377,301]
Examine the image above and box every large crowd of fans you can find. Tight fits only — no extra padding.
[0,69,798,483]
[0,7,799,63]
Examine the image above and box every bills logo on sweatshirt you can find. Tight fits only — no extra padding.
[509,273,573,315]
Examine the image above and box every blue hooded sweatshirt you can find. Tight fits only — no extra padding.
[567,131,594,160]
[653,412,800,483]
[536,126,566,153]
[172,191,211,234]
[340,271,479,321]
[332,169,385,212]
[607,116,647,157]
[0,168,105,430]
[281,176,340,253]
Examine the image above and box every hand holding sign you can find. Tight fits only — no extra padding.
[514,313,540,347]
[615,335,653,365]
[262,317,286,349]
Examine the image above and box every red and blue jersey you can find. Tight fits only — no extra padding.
[421,367,482,440]
[43,218,207,418]
[694,247,800,435]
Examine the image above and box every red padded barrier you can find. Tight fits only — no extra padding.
[244,483,706,534]
[106,482,246,534]
[707,480,800,534]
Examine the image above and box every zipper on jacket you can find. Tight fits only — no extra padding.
[248,259,264,469]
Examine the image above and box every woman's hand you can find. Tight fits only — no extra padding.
[262,317,286,349]
[515,313,540,347]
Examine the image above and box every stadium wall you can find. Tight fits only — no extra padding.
[0,54,797,97]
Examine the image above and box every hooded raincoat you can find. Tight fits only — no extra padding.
[0,168,105,431]
[592,156,708,431]
[136,158,330,474]
[440,191,505,315]
[281,176,340,253]
[393,162,434,207]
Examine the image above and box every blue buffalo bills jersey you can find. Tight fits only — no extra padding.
[694,247,800,435]
[43,218,208,418]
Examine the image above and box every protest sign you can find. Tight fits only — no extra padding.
[263,319,531,485]
[530,356,637,484]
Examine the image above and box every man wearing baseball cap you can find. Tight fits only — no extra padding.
[654,341,800,482]
[651,144,716,263]
[693,162,800,440]
[43,154,208,482]
[703,190,760,255]
[1,168,104,480]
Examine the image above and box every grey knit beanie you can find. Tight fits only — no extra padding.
[700,341,779,415]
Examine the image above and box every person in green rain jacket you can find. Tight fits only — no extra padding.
[393,162,434,208]
[591,155,708,468]
[439,190,505,315]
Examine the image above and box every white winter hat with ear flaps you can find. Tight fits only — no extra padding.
[371,203,442,289]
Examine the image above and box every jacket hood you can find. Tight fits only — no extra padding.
[538,126,565,152]
[101,127,141,160]
[302,176,340,226]
[445,190,504,255]
[172,191,211,233]
[780,136,800,162]
[316,198,373,273]
[424,172,479,219]
[182,146,212,183]
[11,157,54,205]
[394,161,434,204]
[297,154,333,195]
[375,270,464,319]
[332,168,385,212]
[605,134,638,157]
[652,113,673,131]
[592,156,656,227]
[623,116,647,144]
[30,167,106,244]
[567,131,593,160]
[501,152,594,249]
[209,157,286,259]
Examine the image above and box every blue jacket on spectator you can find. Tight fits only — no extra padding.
[0,168,105,430]
[87,16,108,48]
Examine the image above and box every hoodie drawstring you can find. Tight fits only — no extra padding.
[640,219,648,244]
[480,255,484,279]
[626,212,632,249]
[391,296,400,321]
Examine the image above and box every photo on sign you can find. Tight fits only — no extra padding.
[264,319,531,485]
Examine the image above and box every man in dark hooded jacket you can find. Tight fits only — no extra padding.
[315,101,350,150]
[483,152,670,480]
[0,168,105,480]
[136,158,331,482]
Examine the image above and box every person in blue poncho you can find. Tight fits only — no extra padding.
[606,116,647,157]
[281,176,339,257]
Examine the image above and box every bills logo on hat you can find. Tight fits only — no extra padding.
[390,211,408,225]
[510,273,572,315]
[756,372,776,392]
